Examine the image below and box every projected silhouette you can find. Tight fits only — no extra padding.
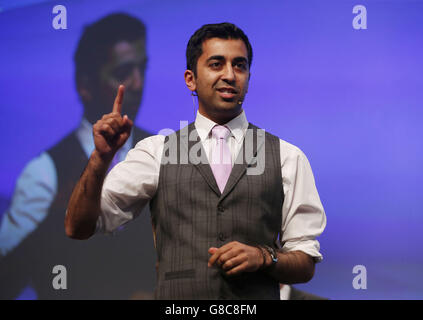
[0,13,156,299]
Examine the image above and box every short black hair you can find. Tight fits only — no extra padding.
[186,22,253,76]
[74,13,146,88]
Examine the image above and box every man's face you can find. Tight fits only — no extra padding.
[190,38,250,122]
[83,39,147,123]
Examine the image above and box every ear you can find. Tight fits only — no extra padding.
[184,69,197,93]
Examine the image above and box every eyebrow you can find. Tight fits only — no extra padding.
[206,55,248,64]
[233,57,248,64]
[206,55,225,62]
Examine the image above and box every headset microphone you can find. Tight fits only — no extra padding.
[191,91,198,118]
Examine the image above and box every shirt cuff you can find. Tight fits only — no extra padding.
[280,239,323,263]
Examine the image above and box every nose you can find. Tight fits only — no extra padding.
[222,63,235,83]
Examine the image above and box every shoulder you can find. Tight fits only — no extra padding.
[134,134,166,148]
[278,138,311,167]
[128,134,166,162]
[247,123,311,167]
[132,126,154,142]
[276,138,319,188]
[19,152,56,185]
[248,124,304,157]
[8,152,58,204]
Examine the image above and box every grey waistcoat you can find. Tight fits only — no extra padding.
[150,122,283,299]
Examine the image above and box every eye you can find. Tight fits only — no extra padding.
[210,62,221,68]
[235,62,247,70]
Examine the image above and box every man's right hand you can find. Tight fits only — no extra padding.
[93,85,133,162]
[66,85,133,239]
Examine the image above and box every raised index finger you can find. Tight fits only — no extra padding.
[112,85,125,114]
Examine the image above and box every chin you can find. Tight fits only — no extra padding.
[217,101,241,112]
[211,105,242,122]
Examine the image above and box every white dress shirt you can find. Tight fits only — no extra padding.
[100,110,327,262]
[280,284,292,300]
[0,118,133,256]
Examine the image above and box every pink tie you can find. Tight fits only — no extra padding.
[210,125,232,193]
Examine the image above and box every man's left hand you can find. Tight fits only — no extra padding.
[208,241,264,276]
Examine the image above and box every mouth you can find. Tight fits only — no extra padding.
[216,87,238,99]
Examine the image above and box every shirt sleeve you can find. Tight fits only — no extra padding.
[0,152,57,256]
[279,140,327,262]
[97,135,165,234]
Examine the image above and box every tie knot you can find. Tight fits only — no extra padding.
[212,125,230,140]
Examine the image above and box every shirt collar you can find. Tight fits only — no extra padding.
[194,110,249,143]
[75,118,95,158]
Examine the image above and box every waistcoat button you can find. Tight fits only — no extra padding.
[218,233,226,241]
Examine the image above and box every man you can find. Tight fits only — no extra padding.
[66,22,326,299]
[0,13,155,299]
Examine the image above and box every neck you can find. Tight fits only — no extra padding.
[198,106,243,125]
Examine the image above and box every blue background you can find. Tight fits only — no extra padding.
[0,0,422,299]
